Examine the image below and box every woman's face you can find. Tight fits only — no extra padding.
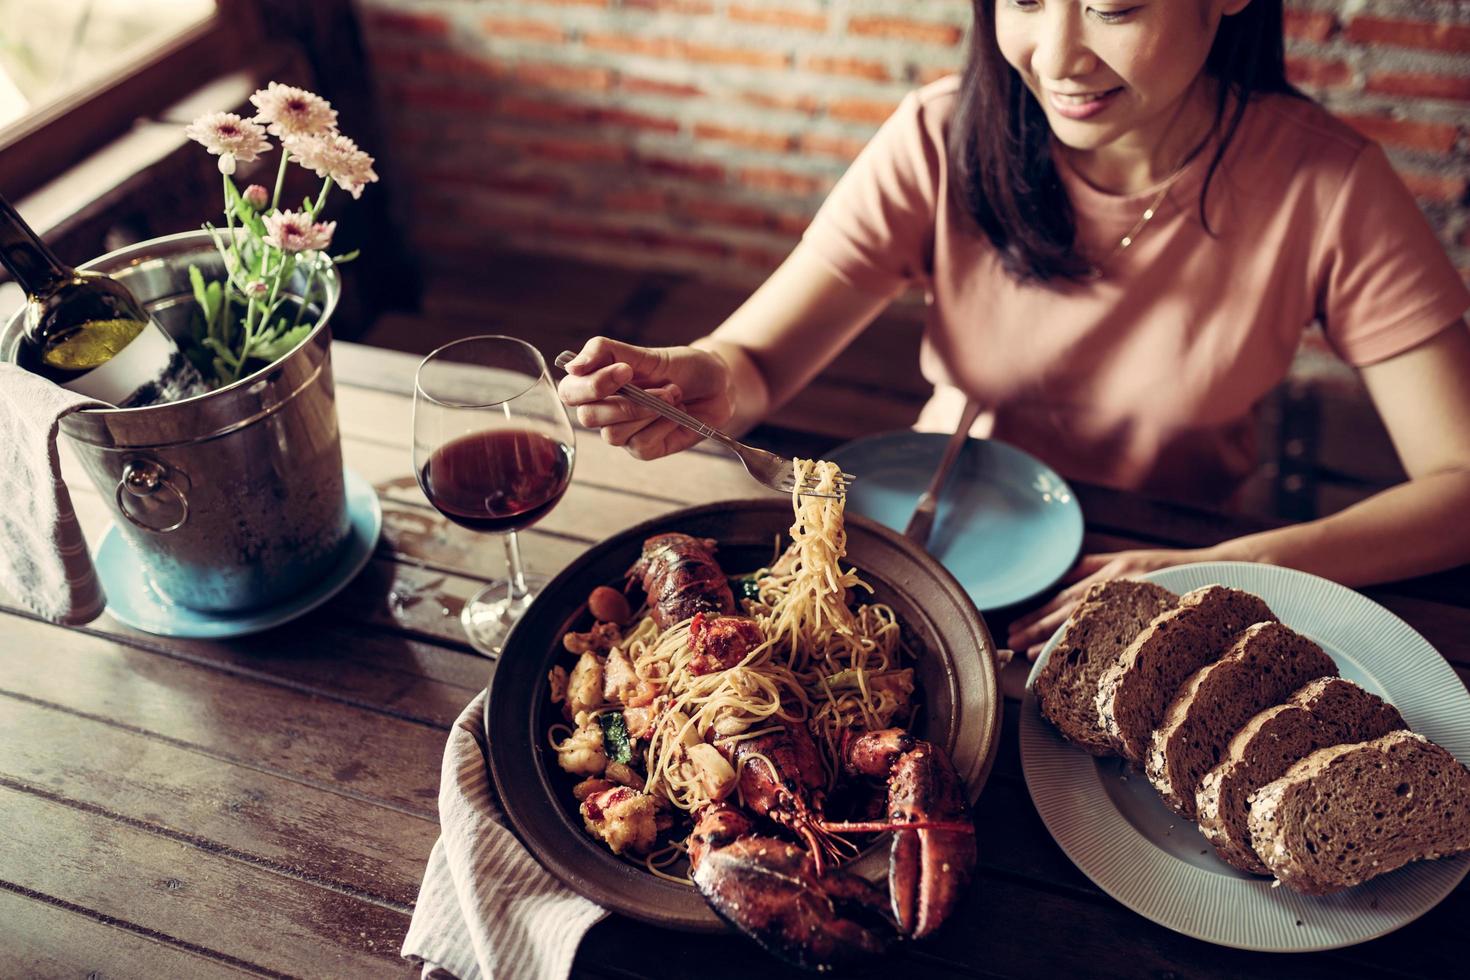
[994,1,1249,169]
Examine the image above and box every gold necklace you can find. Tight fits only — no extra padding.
[1089,165,1190,278]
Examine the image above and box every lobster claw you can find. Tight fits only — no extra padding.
[689,804,891,971]
[833,729,978,939]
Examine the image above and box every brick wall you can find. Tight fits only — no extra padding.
[359,0,1470,287]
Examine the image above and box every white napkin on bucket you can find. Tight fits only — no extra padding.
[402,691,607,980]
[0,363,107,624]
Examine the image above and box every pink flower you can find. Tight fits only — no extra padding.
[249,82,338,138]
[185,111,271,175]
[284,132,379,199]
[242,184,269,209]
[262,210,336,253]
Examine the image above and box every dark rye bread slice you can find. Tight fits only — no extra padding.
[1035,580,1178,755]
[1197,677,1406,874]
[1094,585,1277,763]
[1248,730,1470,895]
[1144,622,1338,820]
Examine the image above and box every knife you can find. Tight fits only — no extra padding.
[903,398,983,548]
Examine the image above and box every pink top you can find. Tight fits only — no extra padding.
[803,76,1470,505]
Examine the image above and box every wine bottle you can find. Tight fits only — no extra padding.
[0,193,208,407]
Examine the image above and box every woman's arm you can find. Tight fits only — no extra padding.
[1009,321,1470,658]
[559,241,898,457]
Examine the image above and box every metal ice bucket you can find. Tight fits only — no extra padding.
[1,230,350,612]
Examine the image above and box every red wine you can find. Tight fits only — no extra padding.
[420,429,573,532]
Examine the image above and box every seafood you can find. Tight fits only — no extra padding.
[689,803,891,971]
[628,533,734,629]
[688,612,765,675]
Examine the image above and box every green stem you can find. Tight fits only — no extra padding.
[290,260,321,330]
[270,149,291,212]
[312,177,331,216]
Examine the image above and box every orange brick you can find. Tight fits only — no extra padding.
[601,189,669,212]
[802,54,891,82]
[623,0,716,13]
[916,64,962,86]
[1346,16,1470,54]
[533,0,613,7]
[1284,10,1336,42]
[597,107,682,133]
[423,170,566,197]
[1366,71,1470,104]
[1286,55,1354,91]
[692,123,794,153]
[389,84,498,113]
[848,16,963,46]
[367,10,450,38]
[739,90,821,115]
[1398,170,1469,204]
[797,132,868,160]
[482,17,565,44]
[520,136,629,165]
[1343,114,1460,154]
[634,154,726,183]
[513,61,617,92]
[621,74,704,98]
[683,40,790,69]
[496,96,598,125]
[728,4,827,32]
[678,197,809,234]
[737,166,828,196]
[735,245,795,272]
[828,97,902,125]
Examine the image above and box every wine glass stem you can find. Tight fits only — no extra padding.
[504,529,529,601]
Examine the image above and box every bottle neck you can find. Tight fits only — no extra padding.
[0,194,73,295]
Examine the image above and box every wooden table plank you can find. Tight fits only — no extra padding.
[0,887,263,979]
[0,695,436,908]
[0,615,446,818]
[0,788,409,977]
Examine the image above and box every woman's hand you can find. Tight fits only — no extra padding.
[557,336,734,460]
[1006,548,1209,661]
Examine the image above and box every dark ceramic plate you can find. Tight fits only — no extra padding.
[485,499,1002,932]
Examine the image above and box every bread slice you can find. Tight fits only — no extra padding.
[1035,580,1178,755]
[1248,730,1470,895]
[1094,585,1277,763]
[1197,677,1406,874]
[1144,622,1338,819]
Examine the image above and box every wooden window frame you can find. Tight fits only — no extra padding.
[0,0,261,199]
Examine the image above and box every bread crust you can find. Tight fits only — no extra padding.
[1247,731,1470,894]
[1145,622,1337,820]
[1196,677,1405,874]
[1094,586,1277,763]
[1035,580,1177,755]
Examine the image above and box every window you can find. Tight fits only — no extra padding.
[0,0,254,198]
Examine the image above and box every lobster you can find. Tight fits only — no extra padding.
[690,726,977,969]
[628,533,735,630]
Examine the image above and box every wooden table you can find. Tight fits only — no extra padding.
[5,341,1466,979]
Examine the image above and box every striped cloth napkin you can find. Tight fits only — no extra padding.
[402,691,607,980]
[0,363,107,624]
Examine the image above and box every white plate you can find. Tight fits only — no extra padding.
[1020,561,1470,952]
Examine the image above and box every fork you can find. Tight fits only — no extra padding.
[554,351,854,499]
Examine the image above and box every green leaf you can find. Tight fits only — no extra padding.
[248,322,313,362]
[331,249,360,265]
[598,712,633,765]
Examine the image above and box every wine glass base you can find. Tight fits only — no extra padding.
[461,575,551,656]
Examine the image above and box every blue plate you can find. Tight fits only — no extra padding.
[94,468,382,638]
[830,431,1083,610]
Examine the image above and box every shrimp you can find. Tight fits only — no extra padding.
[556,719,608,776]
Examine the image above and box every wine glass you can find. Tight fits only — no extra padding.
[413,335,576,655]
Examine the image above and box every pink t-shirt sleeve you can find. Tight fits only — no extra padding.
[1314,141,1470,365]
[801,90,943,296]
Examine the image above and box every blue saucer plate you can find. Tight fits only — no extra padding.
[829,431,1083,610]
[94,468,383,639]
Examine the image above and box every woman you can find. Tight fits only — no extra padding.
[558,1,1470,659]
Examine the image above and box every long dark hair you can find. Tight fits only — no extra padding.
[948,1,1299,285]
